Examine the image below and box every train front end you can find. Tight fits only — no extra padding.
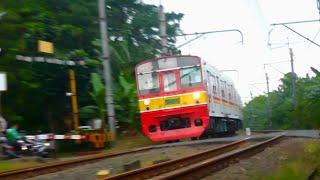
[135,55,209,142]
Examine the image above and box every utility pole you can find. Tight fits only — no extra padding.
[317,0,320,17]
[249,91,254,126]
[98,0,116,142]
[265,72,272,128]
[289,48,297,109]
[250,91,253,100]
[159,5,168,54]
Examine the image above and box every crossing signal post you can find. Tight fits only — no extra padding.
[15,40,110,148]
[67,69,79,131]
[36,41,80,132]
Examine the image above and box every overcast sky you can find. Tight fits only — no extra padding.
[143,0,320,103]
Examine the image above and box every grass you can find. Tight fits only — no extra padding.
[0,160,42,172]
[256,140,320,180]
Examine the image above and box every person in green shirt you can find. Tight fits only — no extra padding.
[4,123,22,157]
[6,123,21,144]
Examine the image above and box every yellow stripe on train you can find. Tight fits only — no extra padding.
[139,91,208,112]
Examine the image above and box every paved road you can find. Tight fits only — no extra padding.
[285,130,319,138]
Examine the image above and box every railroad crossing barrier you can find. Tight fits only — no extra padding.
[25,134,86,140]
[24,132,111,148]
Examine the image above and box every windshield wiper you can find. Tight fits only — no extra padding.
[166,67,200,87]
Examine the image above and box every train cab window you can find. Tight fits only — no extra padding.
[138,72,160,95]
[180,67,202,89]
[163,72,177,92]
[158,57,177,69]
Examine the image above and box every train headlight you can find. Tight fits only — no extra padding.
[144,99,150,106]
[193,92,201,100]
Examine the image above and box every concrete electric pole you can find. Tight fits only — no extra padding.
[289,48,297,109]
[98,0,116,142]
[159,5,168,55]
[265,72,272,128]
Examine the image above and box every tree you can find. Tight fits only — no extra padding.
[244,67,320,130]
[0,0,184,133]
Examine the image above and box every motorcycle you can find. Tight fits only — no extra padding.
[26,138,55,158]
[0,136,54,158]
[0,137,29,158]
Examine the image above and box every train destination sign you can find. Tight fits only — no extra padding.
[16,55,85,66]
[165,98,180,105]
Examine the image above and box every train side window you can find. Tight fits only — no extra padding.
[212,76,217,95]
[213,85,217,95]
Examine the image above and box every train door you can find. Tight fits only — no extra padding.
[212,75,220,115]
[220,80,227,115]
[215,76,222,116]
[206,71,213,115]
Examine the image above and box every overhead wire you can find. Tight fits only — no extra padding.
[266,64,286,75]
[308,28,320,47]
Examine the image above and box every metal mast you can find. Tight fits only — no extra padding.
[98,0,116,140]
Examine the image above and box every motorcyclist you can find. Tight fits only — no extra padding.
[6,123,22,150]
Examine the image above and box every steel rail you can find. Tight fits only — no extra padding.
[0,146,153,180]
[106,138,249,180]
[154,134,284,179]
[251,130,283,133]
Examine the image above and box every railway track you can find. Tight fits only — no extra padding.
[251,130,283,133]
[0,146,154,180]
[0,134,283,180]
[106,134,284,180]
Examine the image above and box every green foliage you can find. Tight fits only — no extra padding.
[244,67,320,130]
[114,74,139,130]
[262,160,313,180]
[0,0,184,133]
[261,142,320,180]
[79,73,105,126]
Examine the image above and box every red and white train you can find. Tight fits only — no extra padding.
[135,55,243,142]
